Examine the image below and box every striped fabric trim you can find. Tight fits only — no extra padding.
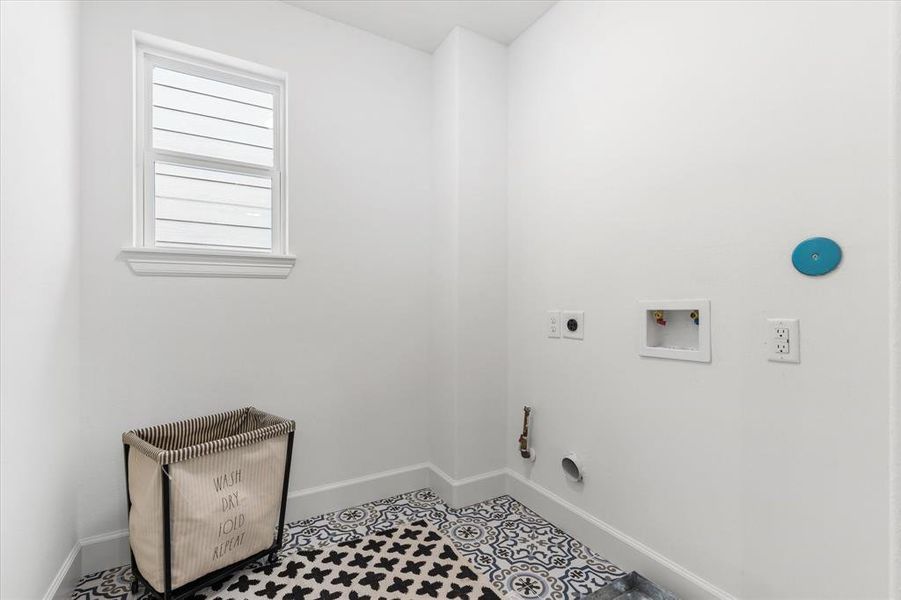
[123,406,295,464]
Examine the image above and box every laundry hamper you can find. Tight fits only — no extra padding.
[123,407,295,600]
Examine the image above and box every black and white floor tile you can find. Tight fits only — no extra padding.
[211,520,504,600]
[73,489,624,600]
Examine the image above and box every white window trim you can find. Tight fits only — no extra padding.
[120,246,297,278]
[122,32,294,278]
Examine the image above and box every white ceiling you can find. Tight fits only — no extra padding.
[283,0,557,53]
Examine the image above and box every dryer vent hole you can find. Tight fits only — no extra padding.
[562,455,583,482]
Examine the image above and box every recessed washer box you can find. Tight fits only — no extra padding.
[638,299,710,363]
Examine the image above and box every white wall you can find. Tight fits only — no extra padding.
[431,28,507,480]
[78,0,433,540]
[506,2,894,598]
[429,32,460,477]
[0,1,82,597]
[891,3,901,597]
[454,28,507,479]
[6,2,897,597]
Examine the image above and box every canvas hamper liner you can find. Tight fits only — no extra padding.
[123,407,295,596]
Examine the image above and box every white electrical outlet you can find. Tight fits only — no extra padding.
[767,318,799,363]
[562,311,584,340]
[547,311,561,338]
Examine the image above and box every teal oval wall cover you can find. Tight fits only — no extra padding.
[792,237,842,276]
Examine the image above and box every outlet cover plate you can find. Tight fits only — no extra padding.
[547,310,561,338]
[562,311,584,340]
[767,318,800,363]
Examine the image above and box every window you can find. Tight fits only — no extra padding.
[123,34,294,278]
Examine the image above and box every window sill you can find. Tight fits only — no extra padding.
[120,247,296,278]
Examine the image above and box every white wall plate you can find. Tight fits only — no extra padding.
[767,318,800,363]
[547,310,561,338]
[562,310,584,340]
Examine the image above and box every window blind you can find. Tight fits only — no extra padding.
[148,65,277,252]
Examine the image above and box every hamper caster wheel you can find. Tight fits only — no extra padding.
[130,580,140,594]
[268,552,278,564]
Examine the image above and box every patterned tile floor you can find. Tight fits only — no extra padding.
[73,489,625,600]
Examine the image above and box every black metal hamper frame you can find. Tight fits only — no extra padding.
[123,411,295,600]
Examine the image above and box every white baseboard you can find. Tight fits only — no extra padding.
[79,529,130,578]
[65,463,736,600]
[505,469,736,600]
[43,542,81,600]
[428,463,507,509]
[284,462,431,523]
